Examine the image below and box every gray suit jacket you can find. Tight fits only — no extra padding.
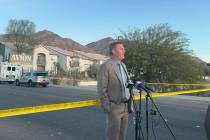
[97,59,129,113]
[205,103,210,139]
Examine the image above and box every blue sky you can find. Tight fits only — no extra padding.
[0,0,209,62]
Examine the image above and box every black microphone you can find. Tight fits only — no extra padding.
[127,80,134,88]
[126,80,134,95]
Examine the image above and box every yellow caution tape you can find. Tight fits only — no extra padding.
[49,78,210,87]
[0,88,210,118]
[147,83,210,86]
[133,88,210,100]
[0,99,100,118]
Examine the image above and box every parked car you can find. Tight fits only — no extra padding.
[16,71,49,87]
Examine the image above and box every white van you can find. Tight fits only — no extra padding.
[0,62,22,84]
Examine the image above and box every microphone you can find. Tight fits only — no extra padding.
[127,80,134,88]
[135,80,153,93]
[126,80,135,95]
[135,80,146,90]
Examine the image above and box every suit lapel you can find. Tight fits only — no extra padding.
[121,63,129,82]
[110,60,123,83]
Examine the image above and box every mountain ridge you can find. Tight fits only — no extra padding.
[0,30,96,53]
[86,37,115,56]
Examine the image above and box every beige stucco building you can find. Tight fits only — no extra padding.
[33,45,58,74]
[1,42,108,75]
[32,45,108,74]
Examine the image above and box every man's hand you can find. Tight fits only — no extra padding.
[101,99,111,113]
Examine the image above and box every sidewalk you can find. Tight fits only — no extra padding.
[48,84,97,91]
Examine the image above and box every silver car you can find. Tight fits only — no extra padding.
[16,71,49,87]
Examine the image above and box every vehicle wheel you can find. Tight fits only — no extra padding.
[28,80,33,87]
[16,80,20,86]
[8,81,14,84]
[43,84,47,87]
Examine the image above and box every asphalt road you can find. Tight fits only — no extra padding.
[0,83,209,140]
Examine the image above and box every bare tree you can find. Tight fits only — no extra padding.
[6,19,36,54]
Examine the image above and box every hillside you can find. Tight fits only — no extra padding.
[86,37,115,56]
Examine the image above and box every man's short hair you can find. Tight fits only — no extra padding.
[109,41,123,56]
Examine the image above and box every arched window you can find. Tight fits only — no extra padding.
[37,53,46,71]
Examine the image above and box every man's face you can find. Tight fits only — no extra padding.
[112,44,125,61]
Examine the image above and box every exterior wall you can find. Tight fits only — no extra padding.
[0,44,14,61]
[0,56,3,62]
[0,44,5,60]
[57,53,68,71]
[74,53,94,72]
[55,53,90,73]
[78,58,93,72]
[66,56,72,71]
[5,47,13,61]
[0,44,106,74]
[94,60,105,65]
[10,53,33,72]
[48,55,58,75]
[21,64,33,72]
[33,46,58,73]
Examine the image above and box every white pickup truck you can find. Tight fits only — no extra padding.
[0,62,22,84]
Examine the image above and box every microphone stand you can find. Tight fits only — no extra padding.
[141,86,177,140]
[128,83,145,140]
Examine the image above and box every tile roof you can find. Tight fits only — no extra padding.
[74,50,109,61]
[35,45,109,61]
[44,45,74,57]
[0,42,16,49]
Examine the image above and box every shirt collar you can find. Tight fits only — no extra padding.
[111,56,121,65]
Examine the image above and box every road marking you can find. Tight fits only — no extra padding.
[0,88,209,118]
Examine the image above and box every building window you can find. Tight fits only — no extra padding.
[12,67,16,71]
[7,67,11,71]
[37,53,46,66]
[70,60,80,67]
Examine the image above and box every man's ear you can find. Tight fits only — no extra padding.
[112,49,115,55]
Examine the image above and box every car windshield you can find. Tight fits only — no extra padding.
[33,73,48,76]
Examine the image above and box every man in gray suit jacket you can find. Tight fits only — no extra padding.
[205,103,210,139]
[97,41,131,140]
